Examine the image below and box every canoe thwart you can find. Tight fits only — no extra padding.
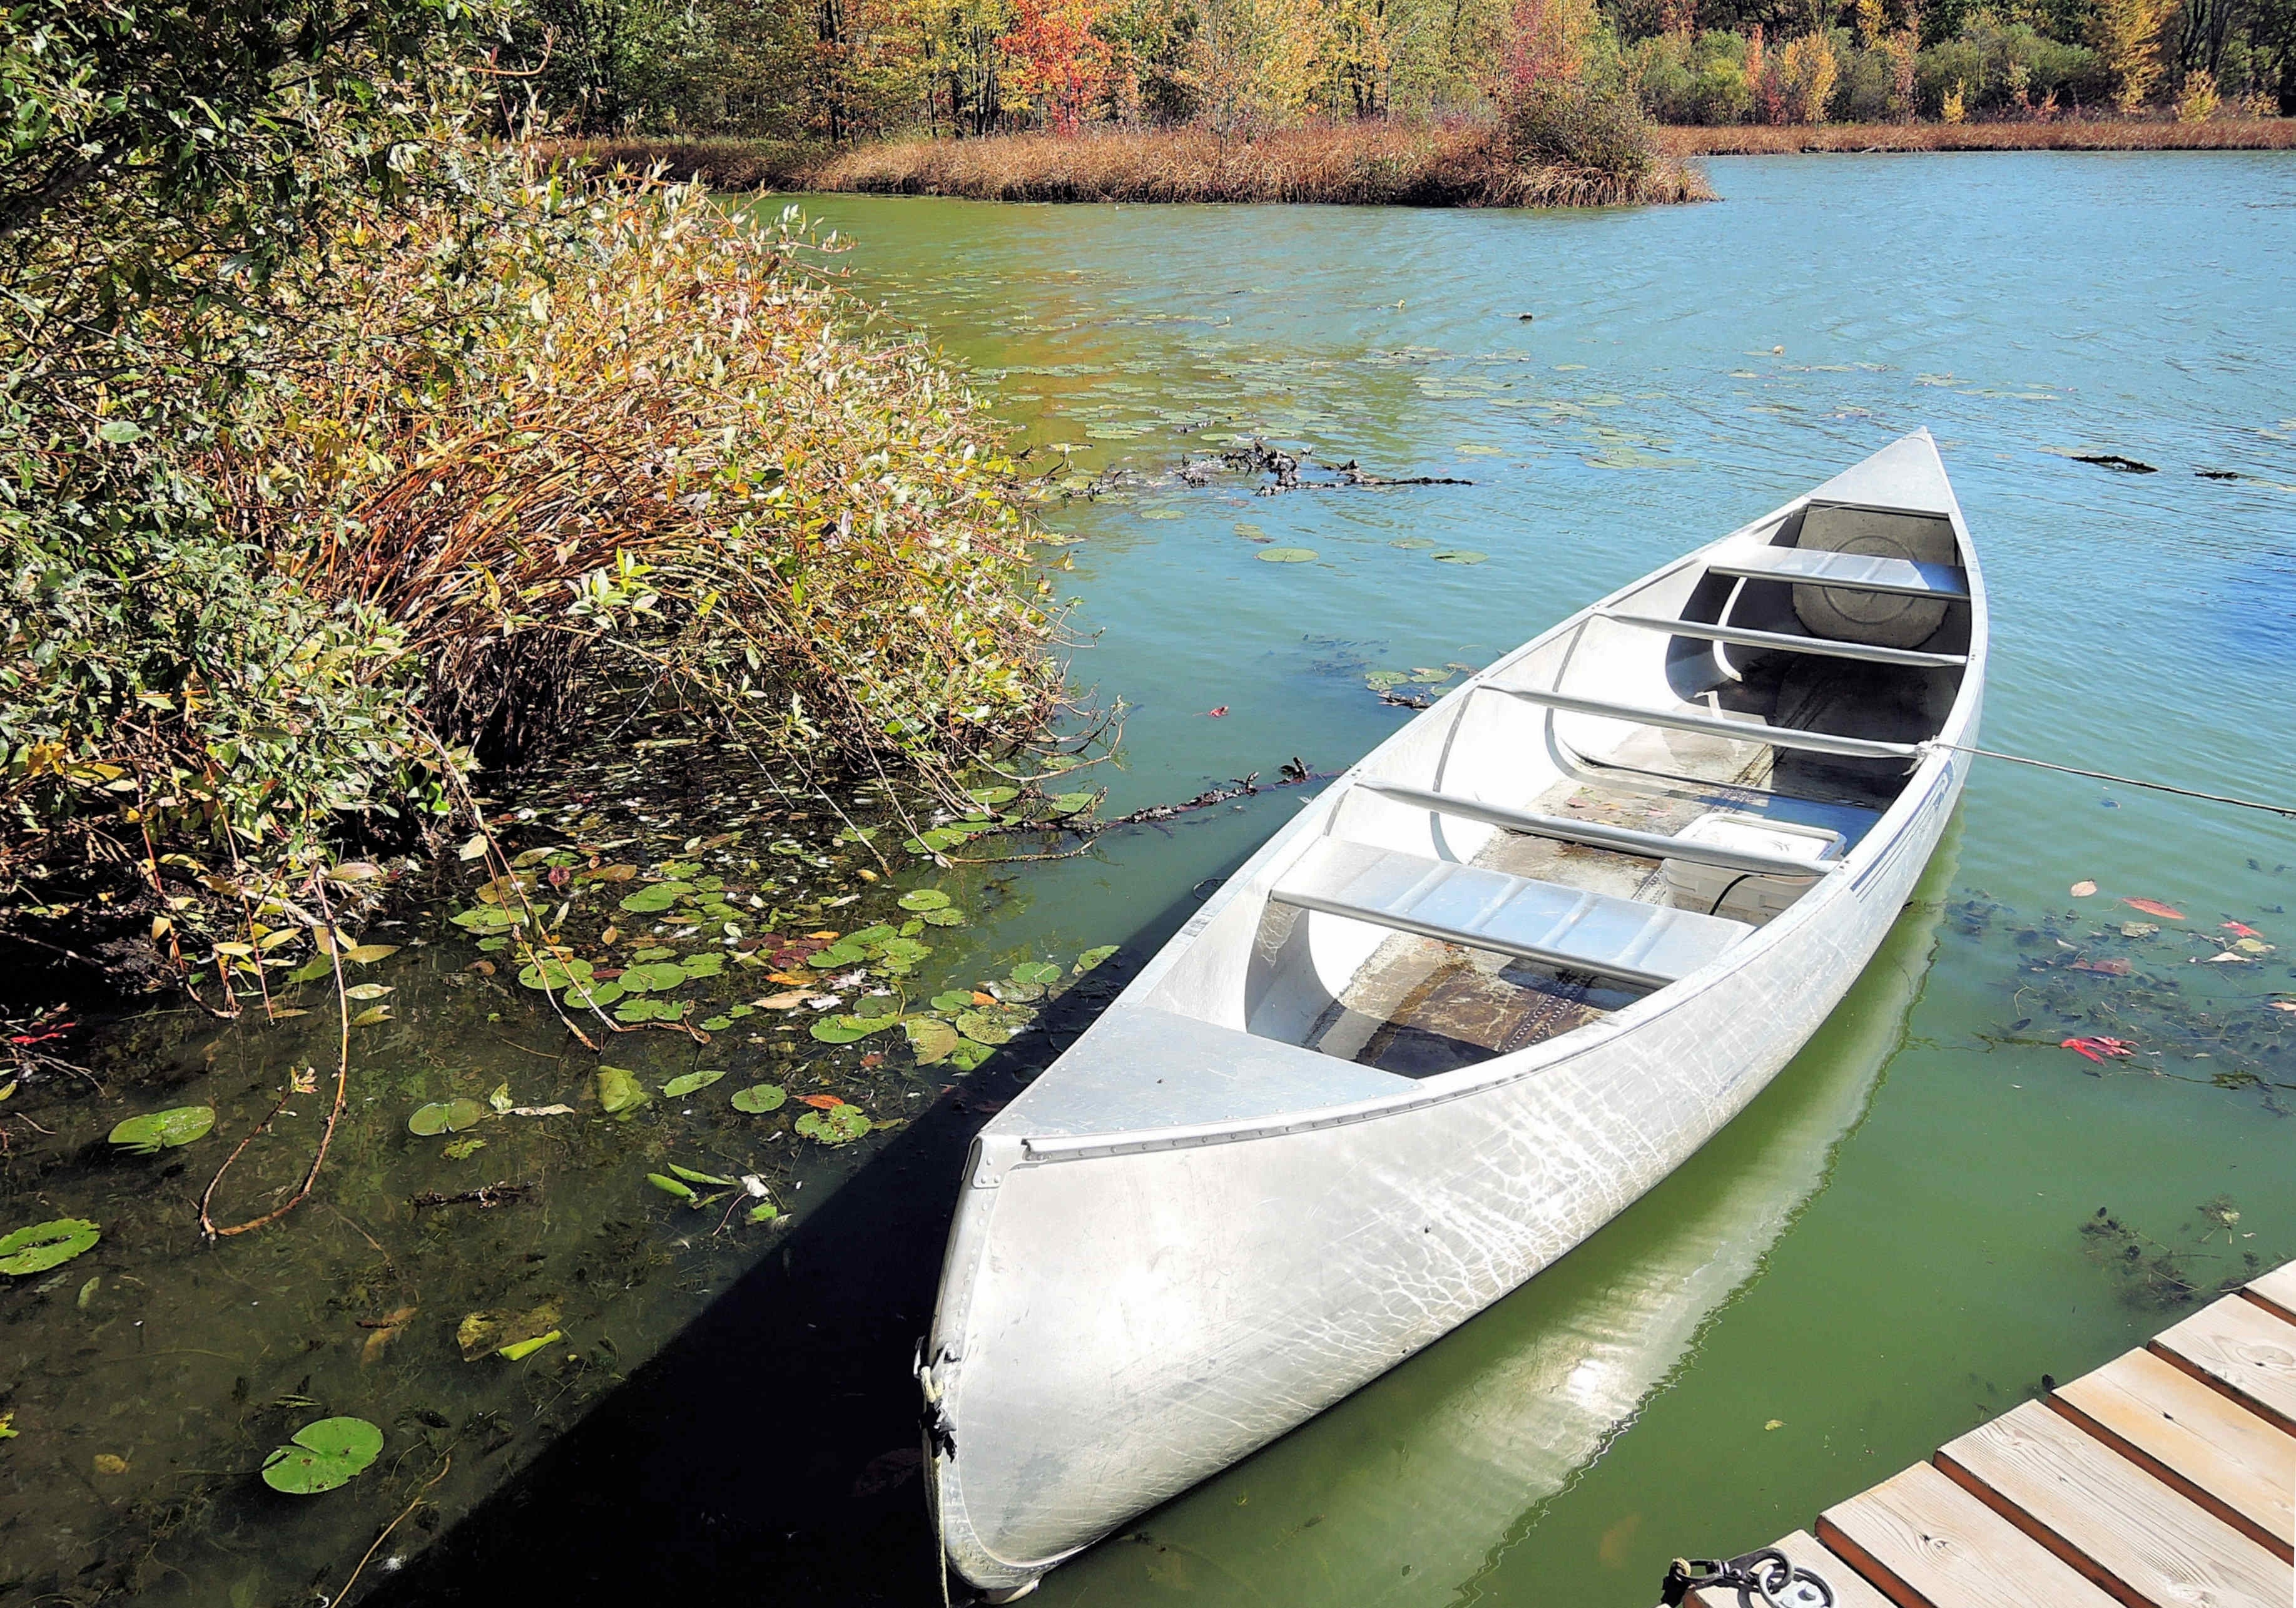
[1708,544,1971,600]
[1597,609,1969,669]
[1489,684,1924,761]
[1354,780,1845,879]
[1270,838,1750,990]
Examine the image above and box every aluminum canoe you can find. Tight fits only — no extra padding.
[920,430,1987,1597]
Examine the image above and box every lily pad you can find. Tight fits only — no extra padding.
[619,883,684,914]
[810,1014,898,1044]
[662,1070,726,1098]
[517,957,591,992]
[1257,547,1318,563]
[948,1039,995,1072]
[1431,549,1488,564]
[930,990,976,1012]
[620,962,689,994]
[0,1218,100,1276]
[920,908,967,927]
[795,1106,873,1145]
[956,1012,1015,1046]
[1390,536,1436,549]
[1049,791,1096,815]
[614,997,682,1024]
[108,1106,215,1154]
[260,1417,383,1495]
[897,888,952,912]
[906,1018,960,1064]
[679,952,726,980]
[730,1084,787,1114]
[1073,945,1118,973]
[967,786,1020,807]
[407,1099,487,1136]
[596,1066,649,1114]
[1010,960,1062,987]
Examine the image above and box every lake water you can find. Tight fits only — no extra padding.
[776,151,2296,1608]
[7,153,2293,1608]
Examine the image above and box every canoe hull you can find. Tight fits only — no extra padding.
[925,724,1971,1590]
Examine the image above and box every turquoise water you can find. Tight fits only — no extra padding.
[781,153,2296,1605]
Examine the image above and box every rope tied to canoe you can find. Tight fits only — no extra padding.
[1661,1549,1836,1608]
[1917,741,2296,820]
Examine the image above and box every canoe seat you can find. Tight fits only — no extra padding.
[1488,684,1923,761]
[1707,544,1969,600]
[1596,610,1968,669]
[1356,780,1842,878]
[1270,838,1751,992]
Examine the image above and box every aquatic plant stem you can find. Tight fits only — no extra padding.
[332,1454,452,1606]
[198,875,353,1239]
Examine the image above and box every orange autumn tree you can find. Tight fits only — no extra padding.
[1002,0,1115,132]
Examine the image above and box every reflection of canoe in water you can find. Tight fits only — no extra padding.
[922,432,1988,1598]
[1037,823,1961,1607]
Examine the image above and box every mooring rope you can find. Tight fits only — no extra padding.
[1920,741,2296,820]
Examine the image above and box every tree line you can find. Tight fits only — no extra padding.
[505,0,2295,136]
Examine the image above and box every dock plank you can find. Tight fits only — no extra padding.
[1936,1400,2288,1608]
[2243,1263,2296,1326]
[2151,1296,2296,1435]
[1816,1460,2120,1608]
[2051,1348,2294,1561]
[1686,1530,1898,1608]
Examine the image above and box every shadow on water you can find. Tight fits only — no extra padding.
[365,866,1222,1608]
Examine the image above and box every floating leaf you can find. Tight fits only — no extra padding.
[897,888,952,911]
[0,1218,100,1276]
[2071,957,2135,977]
[498,1330,561,1362]
[488,1082,514,1114]
[730,1084,788,1114]
[810,1014,897,1044]
[107,1106,214,1155]
[407,1099,487,1136]
[919,908,967,927]
[1256,547,1317,563]
[2070,880,2099,898]
[619,883,684,914]
[596,1067,649,1114]
[662,1070,725,1098]
[1073,945,1117,974]
[699,1015,734,1031]
[667,1163,738,1186]
[443,1136,487,1159]
[2120,922,2160,938]
[906,1018,960,1064]
[343,982,392,1000]
[260,1417,383,1495]
[648,1173,699,1204]
[956,1012,1013,1046]
[343,944,399,964]
[967,786,1019,807]
[746,1202,780,1224]
[795,1106,872,1145]
[614,997,681,1023]
[2235,937,2275,955]
[1049,791,1096,815]
[1010,961,1061,987]
[1390,536,1436,549]
[1431,550,1488,565]
[2121,897,2185,920]
[930,990,975,1012]
[948,1039,995,1072]
[679,952,726,980]
[2223,920,2263,939]
[350,1005,391,1027]
[619,962,689,994]
[2061,1035,2136,1063]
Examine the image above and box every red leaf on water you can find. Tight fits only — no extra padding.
[800,1094,845,1109]
[2061,1038,2103,1062]
[1205,706,1229,718]
[2061,1035,2136,1062]
[2120,898,2185,920]
[2223,920,2262,938]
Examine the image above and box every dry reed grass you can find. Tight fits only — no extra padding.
[1653,118,2296,154]
[546,124,1714,207]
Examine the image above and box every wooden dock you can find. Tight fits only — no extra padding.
[1670,1263,2296,1608]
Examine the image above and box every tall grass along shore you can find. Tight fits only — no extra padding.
[552,109,1712,206]
[1656,116,2296,152]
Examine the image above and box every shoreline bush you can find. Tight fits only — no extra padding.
[0,4,1061,995]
